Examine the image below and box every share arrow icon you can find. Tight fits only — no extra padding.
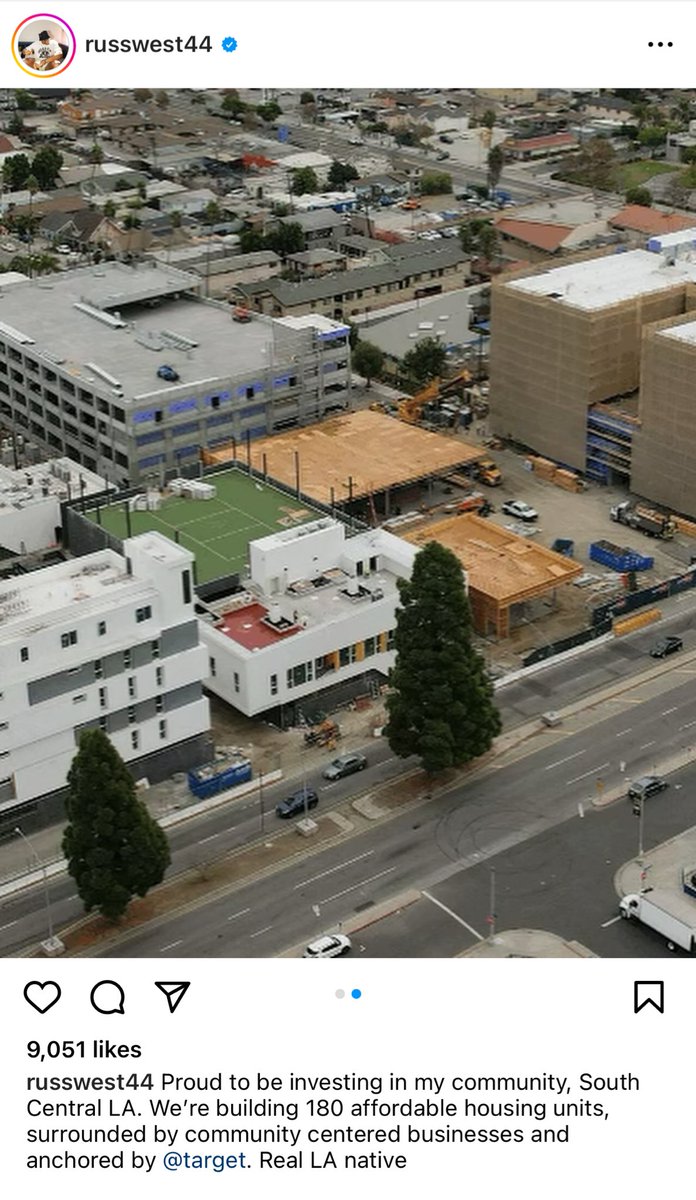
[155,981,191,1014]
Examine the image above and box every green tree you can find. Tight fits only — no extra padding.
[265,220,305,258]
[419,171,452,195]
[402,337,447,385]
[385,542,501,774]
[14,90,37,111]
[2,153,31,192]
[9,252,57,276]
[570,136,616,192]
[256,101,282,123]
[204,199,223,224]
[352,340,384,386]
[7,112,25,137]
[348,323,359,350]
[62,729,171,921]
[239,227,267,254]
[290,166,319,195]
[625,186,652,206]
[477,222,499,261]
[103,198,117,219]
[300,92,316,106]
[221,91,247,117]
[328,160,359,189]
[32,145,64,190]
[681,146,696,165]
[133,88,153,103]
[638,125,667,158]
[487,144,505,195]
[481,109,497,131]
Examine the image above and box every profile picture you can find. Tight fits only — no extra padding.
[12,13,76,77]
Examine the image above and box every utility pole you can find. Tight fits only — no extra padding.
[488,867,496,939]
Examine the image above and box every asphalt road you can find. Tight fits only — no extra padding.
[87,667,696,959]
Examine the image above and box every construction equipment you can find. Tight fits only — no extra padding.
[397,370,472,426]
[610,501,675,540]
[304,719,341,748]
[476,457,502,486]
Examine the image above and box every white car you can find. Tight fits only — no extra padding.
[56,244,72,255]
[303,934,352,959]
[502,499,538,522]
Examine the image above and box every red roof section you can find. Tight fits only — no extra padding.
[507,132,577,152]
[494,217,575,252]
[216,603,300,651]
[609,205,696,236]
[242,153,277,170]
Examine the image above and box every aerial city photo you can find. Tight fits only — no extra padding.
[1,84,696,961]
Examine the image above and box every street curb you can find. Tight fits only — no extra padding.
[279,889,422,957]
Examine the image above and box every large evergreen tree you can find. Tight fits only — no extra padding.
[62,729,171,921]
[386,542,501,774]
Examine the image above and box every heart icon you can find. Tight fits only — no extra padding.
[24,981,62,1014]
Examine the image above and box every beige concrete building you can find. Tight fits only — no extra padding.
[632,314,696,514]
[490,244,696,485]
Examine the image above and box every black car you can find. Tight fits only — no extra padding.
[650,635,683,659]
[157,364,180,382]
[275,789,318,819]
[627,775,668,802]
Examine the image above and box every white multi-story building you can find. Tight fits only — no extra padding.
[0,531,210,814]
[197,519,421,719]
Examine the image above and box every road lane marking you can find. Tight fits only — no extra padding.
[601,916,622,928]
[160,940,183,952]
[661,706,679,716]
[0,919,17,932]
[249,925,274,939]
[640,741,655,750]
[294,850,374,890]
[227,908,251,922]
[615,729,632,737]
[680,718,696,730]
[197,833,220,844]
[566,762,610,785]
[320,867,396,904]
[422,891,484,941]
[544,750,586,770]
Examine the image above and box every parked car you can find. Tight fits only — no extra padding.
[436,151,450,161]
[56,244,73,255]
[157,365,180,382]
[439,134,454,144]
[275,788,319,818]
[650,635,683,659]
[627,775,668,802]
[348,136,365,146]
[303,934,352,959]
[322,753,367,781]
[501,499,538,522]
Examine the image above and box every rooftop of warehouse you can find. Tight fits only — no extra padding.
[504,247,696,310]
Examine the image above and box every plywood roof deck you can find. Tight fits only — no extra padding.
[204,410,483,504]
[405,514,583,605]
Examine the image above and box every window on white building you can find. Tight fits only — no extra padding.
[270,674,278,696]
[151,639,160,659]
[72,694,86,704]
[94,659,103,679]
[210,657,217,678]
[234,672,240,693]
[99,687,107,709]
[61,630,78,648]
[156,666,163,687]
[364,637,376,657]
[124,649,131,669]
[135,605,152,623]
[97,620,107,636]
[131,730,139,750]
[128,706,136,724]
[155,695,164,713]
[128,676,136,698]
[159,719,167,740]
[20,647,28,662]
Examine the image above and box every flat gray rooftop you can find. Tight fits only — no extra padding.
[0,263,300,403]
[505,248,696,311]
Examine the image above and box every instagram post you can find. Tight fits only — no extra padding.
[1,0,695,1193]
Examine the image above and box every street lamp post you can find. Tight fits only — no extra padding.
[14,826,61,953]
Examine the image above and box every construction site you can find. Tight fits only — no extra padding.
[404,512,584,638]
[201,409,485,521]
[489,239,696,497]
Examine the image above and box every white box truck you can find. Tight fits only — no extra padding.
[620,891,696,952]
